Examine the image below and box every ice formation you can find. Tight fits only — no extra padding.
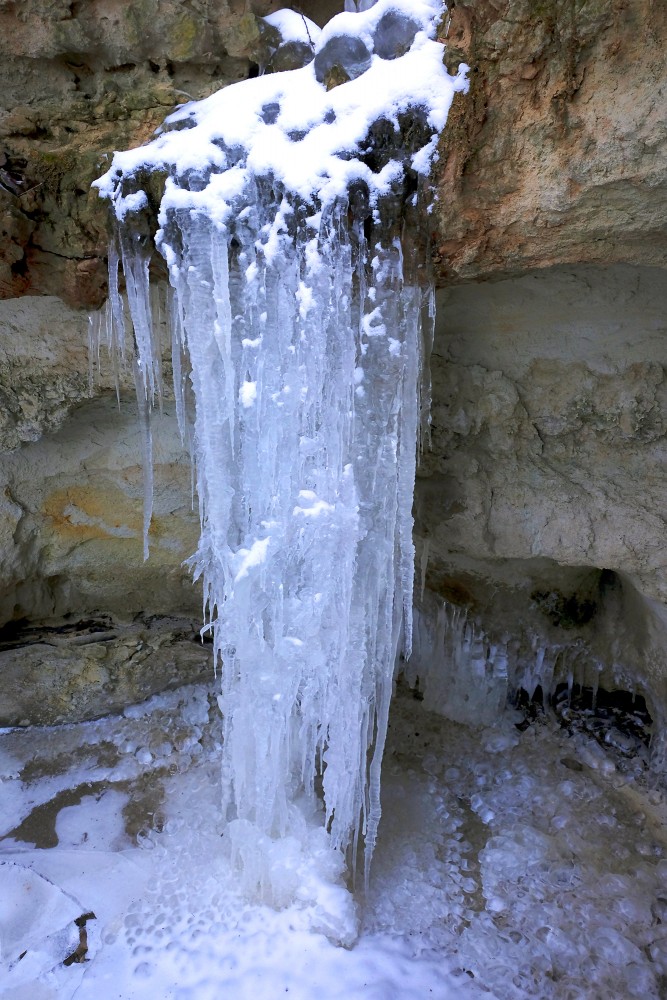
[93,0,468,896]
[407,599,511,726]
[407,590,654,746]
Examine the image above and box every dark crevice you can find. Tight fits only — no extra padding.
[514,682,653,752]
[10,256,28,277]
[63,912,96,966]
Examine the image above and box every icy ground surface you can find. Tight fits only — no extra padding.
[2,683,667,999]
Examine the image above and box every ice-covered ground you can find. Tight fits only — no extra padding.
[2,680,666,999]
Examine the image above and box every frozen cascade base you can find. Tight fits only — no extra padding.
[1,681,666,999]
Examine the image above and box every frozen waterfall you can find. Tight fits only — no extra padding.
[94,0,468,905]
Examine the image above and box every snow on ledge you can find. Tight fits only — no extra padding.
[95,0,469,222]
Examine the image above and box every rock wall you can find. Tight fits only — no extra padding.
[0,0,293,307]
[0,0,305,719]
[1,0,667,725]
[415,263,667,716]
[413,0,667,721]
[436,0,667,281]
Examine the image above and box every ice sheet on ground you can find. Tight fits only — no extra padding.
[2,682,667,998]
[0,863,81,988]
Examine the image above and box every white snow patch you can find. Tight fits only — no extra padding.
[239,380,257,408]
[264,9,321,46]
[95,0,469,214]
[233,536,271,581]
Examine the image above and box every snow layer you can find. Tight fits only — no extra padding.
[96,0,468,214]
[264,9,321,46]
[93,0,468,903]
[2,683,666,998]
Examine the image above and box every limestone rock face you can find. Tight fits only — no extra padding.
[416,263,667,714]
[0,377,203,721]
[0,616,211,727]
[3,0,665,301]
[0,0,292,308]
[0,393,200,627]
[424,265,667,591]
[0,0,306,717]
[0,296,93,451]
[436,0,667,281]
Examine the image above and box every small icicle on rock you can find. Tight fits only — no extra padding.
[94,0,468,933]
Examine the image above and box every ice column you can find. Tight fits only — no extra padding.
[95,0,468,884]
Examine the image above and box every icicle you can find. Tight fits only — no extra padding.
[107,239,126,356]
[406,597,509,726]
[542,647,558,705]
[494,641,509,681]
[419,537,429,602]
[87,312,98,394]
[566,651,574,705]
[418,264,436,455]
[591,664,600,712]
[133,358,154,562]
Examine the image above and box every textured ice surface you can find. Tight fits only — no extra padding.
[93,0,468,897]
[0,863,81,987]
[374,10,421,59]
[2,684,667,998]
[407,592,655,753]
[407,599,509,725]
[313,34,372,82]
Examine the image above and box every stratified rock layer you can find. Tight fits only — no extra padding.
[0,0,288,308]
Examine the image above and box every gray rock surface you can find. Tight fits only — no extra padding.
[0,394,200,628]
[0,616,211,727]
[0,0,323,307]
[0,296,92,450]
[416,263,667,714]
[313,33,372,85]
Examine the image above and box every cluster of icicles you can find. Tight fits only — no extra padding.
[92,0,467,895]
[91,204,431,886]
[407,591,646,730]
